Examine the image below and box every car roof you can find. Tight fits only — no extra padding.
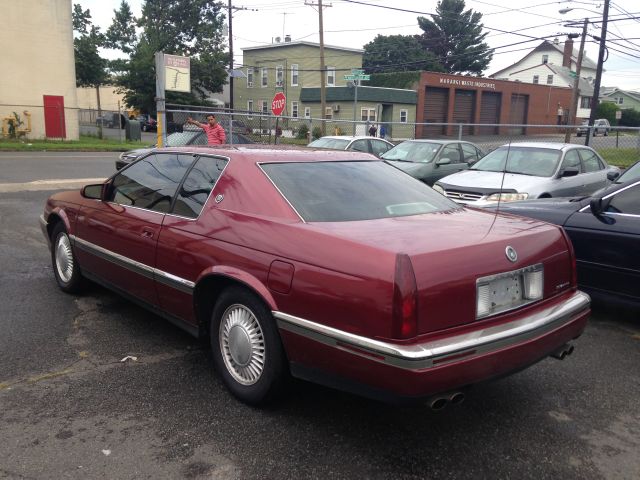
[316,135,377,141]
[150,144,378,162]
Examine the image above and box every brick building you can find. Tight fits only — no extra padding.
[416,72,574,138]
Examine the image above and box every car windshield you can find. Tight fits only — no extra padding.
[381,141,441,162]
[261,161,458,222]
[165,131,202,147]
[618,161,640,183]
[308,138,351,149]
[470,146,561,177]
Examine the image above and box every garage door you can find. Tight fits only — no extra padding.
[453,90,476,135]
[479,92,501,135]
[422,87,448,137]
[509,94,529,135]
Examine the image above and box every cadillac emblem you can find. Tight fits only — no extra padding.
[505,246,518,263]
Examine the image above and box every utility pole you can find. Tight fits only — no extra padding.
[228,0,234,111]
[306,1,331,135]
[585,0,609,146]
[564,19,588,143]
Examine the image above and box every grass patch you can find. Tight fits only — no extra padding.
[0,135,145,152]
[597,148,639,168]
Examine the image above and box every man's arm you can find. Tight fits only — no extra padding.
[186,117,205,129]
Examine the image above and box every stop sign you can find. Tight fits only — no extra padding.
[271,92,286,116]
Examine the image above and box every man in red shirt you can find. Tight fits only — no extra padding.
[186,114,226,144]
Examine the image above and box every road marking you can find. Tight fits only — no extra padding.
[0,178,106,193]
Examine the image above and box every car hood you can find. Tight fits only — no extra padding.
[121,147,154,159]
[385,160,428,175]
[484,197,588,226]
[438,169,549,191]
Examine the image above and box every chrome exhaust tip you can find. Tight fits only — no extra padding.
[429,397,449,411]
[551,343,574,360]
[449,392,465,405]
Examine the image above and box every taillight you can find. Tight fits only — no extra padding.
[392,253,418,339]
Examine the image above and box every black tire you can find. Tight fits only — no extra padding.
[210,286,287,405]
[51,223,84,293]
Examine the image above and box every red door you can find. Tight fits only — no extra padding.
[43,95,66,138]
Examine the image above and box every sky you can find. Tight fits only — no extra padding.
[79,0,640,90]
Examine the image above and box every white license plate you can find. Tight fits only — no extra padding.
[487,274,523,309]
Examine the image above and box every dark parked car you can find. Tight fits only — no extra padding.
[115,128,254,170]
[383,140,485,186]
[135,114,157,132]
[41,146,589,406]
[488,162,640,307]
[96,113,126,129]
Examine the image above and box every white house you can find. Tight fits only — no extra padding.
[490,38,599,121]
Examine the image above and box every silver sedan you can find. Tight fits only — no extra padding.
[433,142,620,206]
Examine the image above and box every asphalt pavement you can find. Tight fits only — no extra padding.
[1,152,639,479]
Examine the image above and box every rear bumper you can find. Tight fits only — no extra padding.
[276,290,590,399]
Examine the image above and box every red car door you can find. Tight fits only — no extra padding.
[75,152,195,307]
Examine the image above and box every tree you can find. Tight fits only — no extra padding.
[363,34,443,74]
[595,102,619,125]
[417,0,492,76]
[620,108,640,127]
[109,0,229,113]
[73,4,109,138]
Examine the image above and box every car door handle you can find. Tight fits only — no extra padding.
[141,228,155,239]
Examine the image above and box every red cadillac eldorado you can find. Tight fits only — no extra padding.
[40,146,590,406]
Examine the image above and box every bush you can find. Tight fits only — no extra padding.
[296,123,309,140]
[312,126,322,140]
[620,108,640,127]
[596,102,619,125]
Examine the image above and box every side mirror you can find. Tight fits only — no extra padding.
[436,157,451,166]
[82,183,106,200]
[607,171,620,181]
[589,195,611,216]
[560,167,580,178]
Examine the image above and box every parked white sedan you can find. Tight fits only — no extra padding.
[433,142,620,206]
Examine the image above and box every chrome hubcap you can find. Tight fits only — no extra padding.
[55,234,74,283]
[220,304,265,385]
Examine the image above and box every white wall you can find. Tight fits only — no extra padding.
[0,0,78,140]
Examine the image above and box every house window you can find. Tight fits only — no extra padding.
[542,54,548,64]
[324,107,333,119]
[247,68,254,87]
[580,97,592,109]
[260,100,268,114]
[361,108,376,122]
[304,107,311,119]
[547,74,554,84]
[291,64,299,86]
[276,65,284,87]
[247,100,253,113]
[291,101,299,119]
[617,97,624,105]
[261,67,268,87]
[400,110,408,123]
[532,75,539,84]
[326,67,335,87]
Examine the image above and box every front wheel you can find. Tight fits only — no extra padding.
[51,223,84,293]
[210,286,287,405]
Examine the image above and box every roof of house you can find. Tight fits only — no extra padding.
[300,86,417,104]
[601,88,640,102]
[489,39,597,78]
[243,40,363,54]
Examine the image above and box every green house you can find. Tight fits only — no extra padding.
[601,88,640,111]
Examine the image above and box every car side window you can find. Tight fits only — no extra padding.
[370,140,391,157]
[606,184,640,215]
[461,143,480,162]
[440,144,462,163]
[172,156,229,218]
[578,149,604,172]
[560,150,582,171]
[108,153,194,213]
[348,139,369,153]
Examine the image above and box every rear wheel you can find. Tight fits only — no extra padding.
[51,223,84,293]
[210,286,287,405]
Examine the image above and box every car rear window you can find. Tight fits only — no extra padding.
[471,147,561,177]
[308,138,350,149]
[382,141,441,162]
[261,161,458,222]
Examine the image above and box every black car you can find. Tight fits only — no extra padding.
[116,129,254,170]
[135,114,157,132]
[489,161,640,307]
